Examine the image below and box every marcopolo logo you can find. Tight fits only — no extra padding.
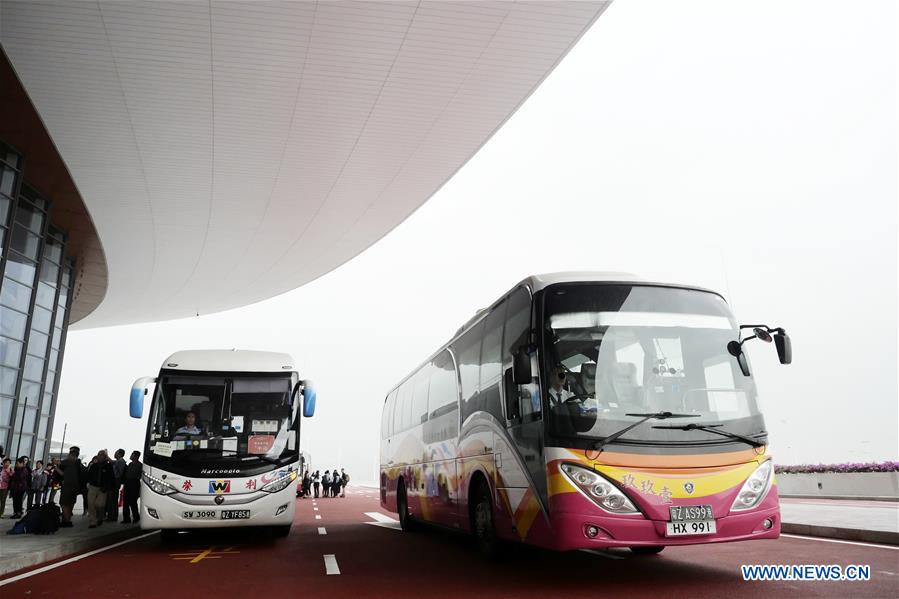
[209,480,231,494]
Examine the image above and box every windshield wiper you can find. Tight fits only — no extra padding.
[590,412,699,454]
[652,423,766,448]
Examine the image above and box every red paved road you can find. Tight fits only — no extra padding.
[1,487,897,598]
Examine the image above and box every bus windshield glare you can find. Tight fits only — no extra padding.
[543,284,765,446]
[147,374,298,466]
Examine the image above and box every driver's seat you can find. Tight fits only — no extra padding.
[581,363,597,395]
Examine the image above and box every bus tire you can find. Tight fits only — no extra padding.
[397,480,416,532]
[160,529,179,543]
[272,525,291,538]
[472,481,500,560]
[630,546,664,555]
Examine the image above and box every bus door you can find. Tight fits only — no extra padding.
[494,287,547,540]
[496,369,546,505]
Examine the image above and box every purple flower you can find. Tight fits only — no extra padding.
[775,461,899,474]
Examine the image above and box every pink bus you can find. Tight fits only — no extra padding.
[379,273,791,556]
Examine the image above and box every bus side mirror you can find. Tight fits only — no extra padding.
[302,381,317,418]
[774,331,792,364]
[130,377,156,418]
[512,348,532,385]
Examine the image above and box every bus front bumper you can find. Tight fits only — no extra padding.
[140,487,296,530]
[548,505,780,550]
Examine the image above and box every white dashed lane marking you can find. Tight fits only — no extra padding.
[324,554,340,575]
[315,515,322,520]
[318,527,327,535]
[364,511,401,530]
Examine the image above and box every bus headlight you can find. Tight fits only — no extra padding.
[142,472,178,495]
[260,470,298,494]
[730,461,773,512]
[560,463,638,514]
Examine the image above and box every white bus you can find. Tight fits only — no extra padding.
[129,349,316,540]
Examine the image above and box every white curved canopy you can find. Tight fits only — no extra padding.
[1,0,610,328]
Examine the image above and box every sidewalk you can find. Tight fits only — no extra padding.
[780,497,899,545]
[0,505,147,578]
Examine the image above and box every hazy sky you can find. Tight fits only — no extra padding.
[54,0,897,483]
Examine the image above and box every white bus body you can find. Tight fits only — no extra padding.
[129,349,316,538]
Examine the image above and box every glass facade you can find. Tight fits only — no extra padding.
[0,140,74,461]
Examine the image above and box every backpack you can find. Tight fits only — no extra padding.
[18,508,43,534]
[36,503,61,534]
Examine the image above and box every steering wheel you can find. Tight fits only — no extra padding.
[563,392,594,404]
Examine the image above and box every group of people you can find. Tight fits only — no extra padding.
[0,452,58,519]
[0,445,144,529]
[298,468,349,498]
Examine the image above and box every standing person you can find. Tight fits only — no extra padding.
[58,447,82,527]
[85,450,113,528]
[322,470,331,498]
[81,456,94,517]
[106,449,127,522]
[340,468,349,497]
[302,472,311,498]
[28,460,47,508]
[121,451,142,524]
[9,456,30,518]
[45,458,62,504]
[0,457,11,517]
[330,467,340,497]
[312,470,321,498]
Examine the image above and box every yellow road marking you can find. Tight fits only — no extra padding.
[168,546,241,564]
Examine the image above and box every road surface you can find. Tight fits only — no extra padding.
[1,487,896,598]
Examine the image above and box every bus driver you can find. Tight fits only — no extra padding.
[547,365,574,406]
[174,411,203,437]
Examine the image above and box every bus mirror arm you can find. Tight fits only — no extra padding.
[728,325,792,376]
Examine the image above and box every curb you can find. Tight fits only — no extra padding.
[781,522,899,546]
[780,494,899,503]
[0,526,147,578]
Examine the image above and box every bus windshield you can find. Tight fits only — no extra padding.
[542,284,765,447]
[146,373,299,468]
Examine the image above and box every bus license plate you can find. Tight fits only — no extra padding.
[669,504,713,522]
[182,510,216,520]
[666,520,716,536]
[220,510,250,520]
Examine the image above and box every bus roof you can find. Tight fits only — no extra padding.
[455,272,646,335]
[160,349,297,373]
[522,271,645,292]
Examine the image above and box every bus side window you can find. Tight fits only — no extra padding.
[411,367,431,425]
[394,380,413,433]
[479,302,505,423]
[382,390,397,438]
[426,350,459,441]
[456,321,483,424]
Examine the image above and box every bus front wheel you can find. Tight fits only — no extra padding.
[160,530,180,543]
[272,525,291,538]
[630,546,664,555]
[397,480,416,532]
[472,482,499,560]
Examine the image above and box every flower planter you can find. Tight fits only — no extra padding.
[776,471,899,499]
